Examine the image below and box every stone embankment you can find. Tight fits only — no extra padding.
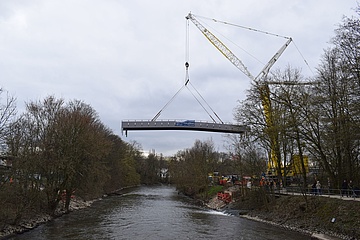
[0,186,136,239]
[0,197,94,239]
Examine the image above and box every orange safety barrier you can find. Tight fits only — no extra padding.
[217,192,232,203]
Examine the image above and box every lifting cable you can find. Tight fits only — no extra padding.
[186,81,223,124]
[151,21,191,121]
[152,17,225,123]
[151,84,186,121]
[186,81,217,123]
[184,16,224,123]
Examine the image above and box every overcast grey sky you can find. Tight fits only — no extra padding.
[0,1,357,156]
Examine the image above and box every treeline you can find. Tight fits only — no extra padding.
[234,8,360,188]
[169,140,217,197]
[169,139,265,198]
[0,95,163,228]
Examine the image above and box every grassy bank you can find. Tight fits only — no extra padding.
[231,190,360,239]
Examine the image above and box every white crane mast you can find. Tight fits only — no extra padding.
[255,38,292,83]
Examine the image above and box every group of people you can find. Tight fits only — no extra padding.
[259,177,282,191]
[311,180,322,195]
[311,179,358,197]
[341,179,356,197]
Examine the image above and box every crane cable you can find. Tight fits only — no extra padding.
[195,14,314,77]
[151,20,191,121]
[195,14,290,40]
[152,19,223,123]
[185,16,224,124]
[292,40,314,76]
[186,81,224,124]
[151,84,186,121]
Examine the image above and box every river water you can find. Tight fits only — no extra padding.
[10,185,310,240]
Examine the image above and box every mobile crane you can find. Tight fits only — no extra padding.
[186,13,292,179]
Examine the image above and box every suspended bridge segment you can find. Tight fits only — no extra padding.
[121,120,248,136]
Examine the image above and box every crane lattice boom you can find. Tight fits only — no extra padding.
[255,38,292,82]
[186,13,255,81]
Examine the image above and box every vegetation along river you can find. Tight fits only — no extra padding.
[9,185,310,240]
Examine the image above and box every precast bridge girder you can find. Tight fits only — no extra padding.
[121,120,248,136]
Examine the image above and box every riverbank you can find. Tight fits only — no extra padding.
[0,196,95,239]
[205,186,359,240]
[0,185,140,240]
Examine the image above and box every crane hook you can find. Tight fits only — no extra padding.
[185,62,189,69]
[185,62,190,85]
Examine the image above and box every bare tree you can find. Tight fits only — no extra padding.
[7,96,114,214]
[332,9,360,184]
[269,67,310,187]
[103,134,140,193]
[234,80,285,181]
[309,47,359,187]
[51,99,113,209]
[170,139,217,197]
[225,133,266,178]
[0,88,16,145]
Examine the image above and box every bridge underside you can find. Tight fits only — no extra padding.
[121,120,248,136]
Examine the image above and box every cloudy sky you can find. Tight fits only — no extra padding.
[0,1,357,156]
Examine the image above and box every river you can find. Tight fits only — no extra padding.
[9,185,310,240]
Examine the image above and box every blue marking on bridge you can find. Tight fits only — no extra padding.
[175,120,195,127]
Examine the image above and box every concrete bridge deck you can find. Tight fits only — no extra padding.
[121,120,248,136]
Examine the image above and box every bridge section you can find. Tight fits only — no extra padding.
[121,120,248,136]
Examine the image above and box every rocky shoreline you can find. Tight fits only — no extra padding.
[0,197,95,240]
[239,214,346,240]
[0,185,135,240]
